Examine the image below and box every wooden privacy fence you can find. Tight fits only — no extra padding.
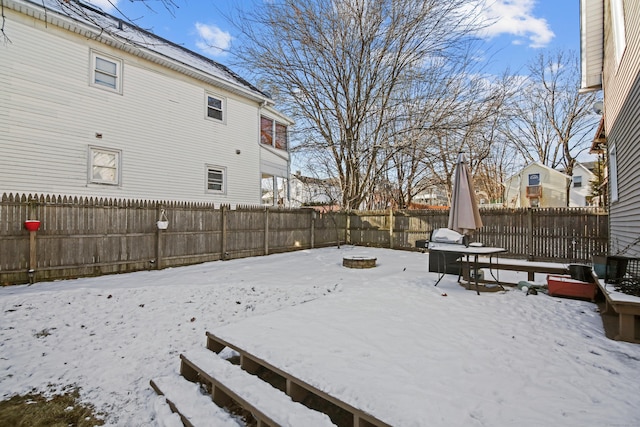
[352,207,608,263]
[1,193,607,285]
[0,193,346,285]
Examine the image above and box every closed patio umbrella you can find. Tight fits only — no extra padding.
[448,152,483,236]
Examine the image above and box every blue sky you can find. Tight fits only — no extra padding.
[88,0,580,77]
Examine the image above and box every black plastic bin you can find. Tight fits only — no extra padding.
[605,256,631,284]
[428,250,463,275]
[415,239,428,249]
[569,264,595,283]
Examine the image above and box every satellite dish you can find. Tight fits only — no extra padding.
[593,101,604,115]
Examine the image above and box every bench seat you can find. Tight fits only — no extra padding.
[596,275,640,343]
[464,258,569,284]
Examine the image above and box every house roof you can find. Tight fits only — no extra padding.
[292,173,340,187]
[503,162,571,185]
[9,0,272,104]
[575,161,597,174]
[590,116,606,154]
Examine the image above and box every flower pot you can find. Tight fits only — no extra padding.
[156,220,169,230]
[24,220,41,232]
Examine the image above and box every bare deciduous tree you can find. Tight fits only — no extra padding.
[500,50,599,203]
[231,0,488,210]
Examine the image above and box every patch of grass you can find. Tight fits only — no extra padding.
[0,387,104,427]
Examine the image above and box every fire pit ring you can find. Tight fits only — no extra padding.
[342,256,377,269]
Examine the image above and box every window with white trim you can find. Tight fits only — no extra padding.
[573,176,583,188]
[206,165,226,194]
[89,146,121,185]
[260,116,288,150]
[206,94,224,121]
[609,141,618,202]
[90,51,122,93]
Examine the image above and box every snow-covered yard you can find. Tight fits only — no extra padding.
[1,246,639,426]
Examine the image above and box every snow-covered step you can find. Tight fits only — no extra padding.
[206,331,392,427]
[150,375,241,427]
[180,348,337,427]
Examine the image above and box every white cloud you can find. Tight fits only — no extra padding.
[195,23,232,57]
[477,0,555,48]
[88,0,118,12]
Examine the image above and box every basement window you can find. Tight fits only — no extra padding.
[206,165,226,194]
[89,146,121,185]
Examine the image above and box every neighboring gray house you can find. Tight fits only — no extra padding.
[581,0,640,257]
[1,0,292,207]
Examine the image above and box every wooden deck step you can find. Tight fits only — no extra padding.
[149,375,241,427]
[206,331,392,427]
[181,348,336,427]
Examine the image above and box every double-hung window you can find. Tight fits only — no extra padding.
[89,146,121,185]
[260,116,288,150]
[573,176,583,188]
[90,50,122,93]
[206,165,226,194]
[206,94,224,121]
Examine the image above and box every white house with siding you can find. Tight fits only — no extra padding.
[0,0,292,207]
[503,162,598,208]
[503,163,570,208]
[568,162,597,207]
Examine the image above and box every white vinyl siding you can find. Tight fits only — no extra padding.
[611,0,627,67]
[580,0,604,90]
[1,5,281,206]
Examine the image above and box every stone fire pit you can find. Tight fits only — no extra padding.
[342,256,377,269]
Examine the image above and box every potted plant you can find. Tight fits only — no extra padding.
[156,209,168,230]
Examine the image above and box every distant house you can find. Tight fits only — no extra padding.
[413,187,449,207]
[503,163,571,208]
[581,0,640,256]
[568,162,598,207]
[1,0,292,207]
[289,173,342,210]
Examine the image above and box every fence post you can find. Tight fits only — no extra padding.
[221,205,227,260]
[310,209,316,249]
[527,208,534,261]
[264,207,269,256]
[389,208,394,249]
[27,196,39,283]
[155,205,164,270]
[346,211,351,245]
